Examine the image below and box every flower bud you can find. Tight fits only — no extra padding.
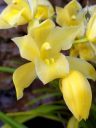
[61,70,92,121]
[67,116,79,128]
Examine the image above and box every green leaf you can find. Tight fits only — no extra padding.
[0,111,27,128]
[0,66,15,73]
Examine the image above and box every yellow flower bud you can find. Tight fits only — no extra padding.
[61,70,92,121]
[67,116,79,128]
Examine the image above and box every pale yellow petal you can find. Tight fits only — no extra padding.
[46,26,79,54]
[0,16,12,29]
[78,43,95,60]
[12,0,32,21]
[86,12,96,42]
[38,0,54,17]
[27,0,37,17]
[12,35,39,61]
[35,54,69,84]
[28,19,40,33]
[67,56,96,80]
[30,19,55,48]
[35,5,49,19]
[61,71,92,121]
[35,4,54,20]
[13,62,36,99]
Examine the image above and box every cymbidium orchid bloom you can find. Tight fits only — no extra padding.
[61,70,92,121]
[0,0,54,29]
[12,19,80,99]
[56,0,85,37]
[70,43,95,60]
[67,117,79,128]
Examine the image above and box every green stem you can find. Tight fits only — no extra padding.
[74,37,88,44]
[0,111,27,128]
[0,66,15,73]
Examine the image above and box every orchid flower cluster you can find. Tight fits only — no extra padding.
[1,0,96,122]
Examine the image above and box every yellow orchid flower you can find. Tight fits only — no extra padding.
[0,0,54,29]
[56,0,85,37]
[70,43,95,60]
[0,0,32,28]
[61,70,92,121]
[12,19,80,99]
[56,0,82,26]
[67,117,79,128]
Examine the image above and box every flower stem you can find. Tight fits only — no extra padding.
[0,66,15,73]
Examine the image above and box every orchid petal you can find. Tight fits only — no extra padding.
[12,35,39,61]
[46,26,79,53]
[30,19,55,48]
[13,62,36,99]
[35,54,69,84]
[67,56,96,80]
[86,12,96,42]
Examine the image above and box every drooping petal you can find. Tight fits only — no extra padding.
[35,54,69,84]
[67,56,96,80]
[30,19,55,48]
[12,35,40,61]
[61,70,92,121]
[13,62,36,99]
